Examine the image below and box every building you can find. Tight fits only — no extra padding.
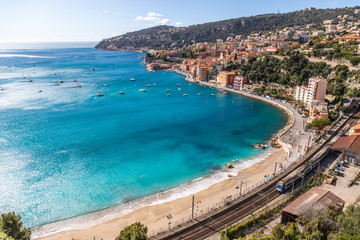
[338,35,360,44]
[349,123,360,136]
[196,65,208,81]
[233,76,248,90]
[295,77,327,110]
[310,100,329,120]
[331,135,360,165]
[281,188,345,223]
[217,71,236,87]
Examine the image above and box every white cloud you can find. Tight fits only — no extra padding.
[175,22,183,26]
[148,12,163,17]
[102,9,109,13]
[135,12,170,25]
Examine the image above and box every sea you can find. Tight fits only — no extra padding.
[0,42,287,237]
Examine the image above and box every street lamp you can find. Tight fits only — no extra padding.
[167,214,173,230]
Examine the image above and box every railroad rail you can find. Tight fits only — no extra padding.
[154,108,359,240]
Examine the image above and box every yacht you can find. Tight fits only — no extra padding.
[118,92,124,94]
[139,89,146,92]
[97,93,104,96]
[130,78,136,81]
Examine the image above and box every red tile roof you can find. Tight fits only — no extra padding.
[282,188,344,216]
[331,135,360,154]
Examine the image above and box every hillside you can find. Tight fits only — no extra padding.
[96,6,359,51]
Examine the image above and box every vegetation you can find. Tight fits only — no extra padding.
[306,117,331,130]
[0,212,30,240]
[239,52,332,87]
[115,222,148,240]
[96,7,359,50]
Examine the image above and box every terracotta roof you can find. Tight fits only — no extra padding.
[282,188,345,216]
[331,135,359,150]
[353,124,360,130]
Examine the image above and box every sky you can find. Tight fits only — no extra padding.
[0,0,359,42]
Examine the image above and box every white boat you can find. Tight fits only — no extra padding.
[130,78,136,81]
[146,84,152,87]
[183,94,188,96]
[118,92,124,94]
[139,89,146,92]
[178,87,181,91]
[197,93,202,95]
[97,93,104,96]
[166,89,170,92]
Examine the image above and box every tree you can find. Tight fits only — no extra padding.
[336,204,360,238]
[159,54,167,61]
[0,232,14,240]
[272,224,285,240]
[0,212,30,240]
[308,118,331,130]
[115,222,148,240]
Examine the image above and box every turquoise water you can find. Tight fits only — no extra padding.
[0,45,287,231]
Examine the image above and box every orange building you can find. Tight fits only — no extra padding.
[196,65,208,81]
[217,71,236,87]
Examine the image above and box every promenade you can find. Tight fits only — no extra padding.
[176,69,314,167]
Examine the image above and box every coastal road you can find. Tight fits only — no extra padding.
[154,108,360,240]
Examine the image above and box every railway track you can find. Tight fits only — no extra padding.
[156,109,360,240]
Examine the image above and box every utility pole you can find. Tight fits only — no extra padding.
[240,181,243,197]
[273,162,277,176]
[224,224,228,240]
[191,196,194,219]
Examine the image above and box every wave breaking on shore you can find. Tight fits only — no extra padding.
[31,150,273,239]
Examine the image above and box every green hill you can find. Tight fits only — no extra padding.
[95,6,359,51]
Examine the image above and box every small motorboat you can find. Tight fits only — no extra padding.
[153,83,157,86]
[130,78,136,81]
[183,94,188,96]
[97,93,104,96]
[72,79,77,82]
[76,84,82,88]
[210,94,216,96]
[118,92,124,94]
[146,84,152,87]
[176,83,181,86]
[139,89,146,92]
[28,79,33,82]
[166,89,170,92]
[197,93,202,96]
[38,90,43,93]
[104,84,108,87]
[59,80,64,83]
[167,94,170,96]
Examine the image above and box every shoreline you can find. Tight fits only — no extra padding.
[33,71,295,240]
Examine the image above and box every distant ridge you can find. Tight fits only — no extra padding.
[96,6,359,51]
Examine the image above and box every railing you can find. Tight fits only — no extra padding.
[148,105,359,239]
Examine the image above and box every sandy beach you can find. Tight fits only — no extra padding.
[34,148,286,240]
[33,71,293,240]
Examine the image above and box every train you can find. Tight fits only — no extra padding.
[276,145,332,194]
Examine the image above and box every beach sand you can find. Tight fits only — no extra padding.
[35,148,286,240]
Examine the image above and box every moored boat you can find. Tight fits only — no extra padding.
[118,92,124,94]
[130,78,136,81]
[139,89,146,92]
[97,93,104,96]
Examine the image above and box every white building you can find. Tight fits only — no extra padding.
[295,77,328,109]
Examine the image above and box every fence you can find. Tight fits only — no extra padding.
[148,106,358,239]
